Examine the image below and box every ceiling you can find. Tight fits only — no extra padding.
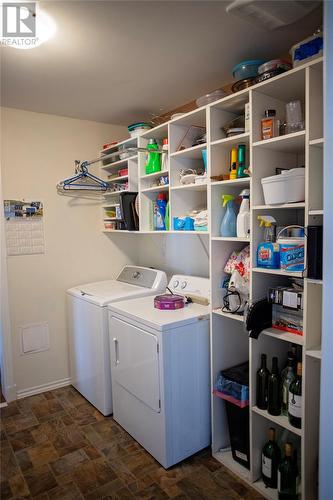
[1,0,322,125]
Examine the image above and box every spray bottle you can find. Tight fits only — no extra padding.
[257,216,280,269]
[220,195,237,237]
[237,189,250,237]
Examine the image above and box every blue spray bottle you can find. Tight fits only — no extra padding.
[257,215,280,268]
[220,195,237,237]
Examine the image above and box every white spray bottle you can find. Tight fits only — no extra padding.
[237,189,250,238]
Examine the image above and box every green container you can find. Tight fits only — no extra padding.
[145,139,161,175]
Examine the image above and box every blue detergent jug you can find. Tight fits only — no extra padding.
[220,195,237,237]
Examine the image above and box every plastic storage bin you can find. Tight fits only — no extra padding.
[232,60,265,80]
[261,168,305,205]
[215,362,250,469]
[290,32,323,68]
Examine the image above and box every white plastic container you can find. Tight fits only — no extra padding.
[261,168,305,205]
[290,31,323,68]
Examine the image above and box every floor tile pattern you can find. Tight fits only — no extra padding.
[1,386,263,499]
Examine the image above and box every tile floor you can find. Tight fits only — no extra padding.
[1,386,263,499]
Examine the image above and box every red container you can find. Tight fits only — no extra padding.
[118,168,128,177]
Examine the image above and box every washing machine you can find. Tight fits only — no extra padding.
[67,266,167,416]
[108,275,211,468]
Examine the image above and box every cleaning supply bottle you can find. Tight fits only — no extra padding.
[229,148,237,180]
[145,139,161,175]
[161,138,168,171]
[237,144,248,178]
[257,216,280,269]
[220,195,237,237]
[237,189,250,237]
[165,201,170,230]
[155,193,167,231]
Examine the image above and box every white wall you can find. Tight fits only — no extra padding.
[136,234,210,280]
[319,3,333,498]
[1,107,136,396]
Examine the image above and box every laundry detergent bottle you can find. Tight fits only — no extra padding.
[220,195,237,237]
[145,139,161,175]
[237,189,250,237]
[155,193,167,230]
[257,215,280,269]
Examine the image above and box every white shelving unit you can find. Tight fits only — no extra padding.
[98,57,324,499]
[209,57,323,500]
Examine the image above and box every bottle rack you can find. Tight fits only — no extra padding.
[99,57,324,499]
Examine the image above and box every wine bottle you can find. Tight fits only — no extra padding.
[256,353,270,410]
[262,427,281,488]
[278,442,299,499]
[281,353,295,416]
[268,357,281,416]
[288,362,302,429]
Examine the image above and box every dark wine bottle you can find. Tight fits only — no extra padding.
[268,357,281,416]
[278,442,299,499]
[256,354,270,410]
[288,362,302,429]
[262,427,281,488]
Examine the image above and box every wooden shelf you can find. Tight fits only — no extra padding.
[141,185,169,193]
[252,267,304,278]
[211,236,250,242]
[213,450,250,482]
[107,175,128,183]
[252,130,306,153]
[170,143,206,159]
[212,309,244,322]
[306,347,322,360]
[253,202,305,210]
[140,170,169,180]
[252,480,278,500]
[307,278,323,285]
[261,327,304,346]
[211,132,250,147]
[309,209,323,216]
[252,406,302,437]
[211,177,250,187]
[171,183,207,192]
[309,137,324,147]
[101,155,137,170]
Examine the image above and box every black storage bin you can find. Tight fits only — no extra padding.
[221,362,250,469]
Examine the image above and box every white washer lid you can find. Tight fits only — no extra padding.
[67,280,154,306]
[108,295,210,331]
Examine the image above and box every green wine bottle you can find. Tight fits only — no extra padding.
[281,353,295,416]
[256,353,270,410]
[262,427,281,488]
[278,442,299,499]
[288,362,302,429]
[268,357,281,416]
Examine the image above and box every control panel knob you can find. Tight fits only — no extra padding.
[133,271,141,279]
[172,280,179,288]
[181,281,187,289]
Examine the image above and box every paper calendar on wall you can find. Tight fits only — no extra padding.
[4,200,45,256]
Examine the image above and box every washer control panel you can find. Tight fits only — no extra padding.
[168,275,210,301]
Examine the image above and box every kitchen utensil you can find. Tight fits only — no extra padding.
[232,60,265,80]
[285,100,304,133]
[196,89,226,108]
[231,78,256,93]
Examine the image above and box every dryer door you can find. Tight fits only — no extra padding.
[110,315,160,413]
